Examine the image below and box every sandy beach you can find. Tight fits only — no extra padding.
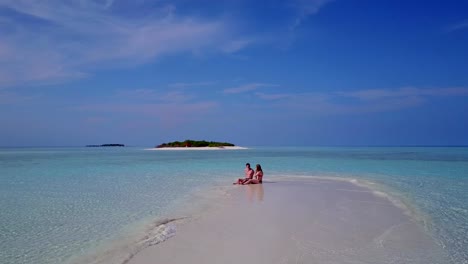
[128,178,449,264]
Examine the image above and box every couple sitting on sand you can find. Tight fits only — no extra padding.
[234,163,263,185]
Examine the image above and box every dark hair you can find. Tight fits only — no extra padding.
[246,163,250,167]
[256,164,262,171]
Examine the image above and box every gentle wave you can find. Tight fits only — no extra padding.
[67,217,182,264]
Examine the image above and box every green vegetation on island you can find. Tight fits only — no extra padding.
[156,140,235,148]
[86,144,125,147]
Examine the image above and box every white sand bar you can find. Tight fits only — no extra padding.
[129,178,449,264]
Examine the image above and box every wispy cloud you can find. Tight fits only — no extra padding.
[446,20,468,32]
[289,0,334,30]
[83,116,108,125]
[221,39,253,53]
[254,87,468,114]
[223,83,276,94]
[75,87,218,128]
[0,91,35,104]
[115,89,195,103]
[168,82,215,88]
[336,87,468,100]
[0,42,9,58]
[255,92,293,100]
[75,101,218,128]
[0,1,247,88]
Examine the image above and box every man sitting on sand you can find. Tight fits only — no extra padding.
[234,163,254,184]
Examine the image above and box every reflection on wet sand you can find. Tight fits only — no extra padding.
[245,184,264,202]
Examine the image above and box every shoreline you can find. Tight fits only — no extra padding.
[144,146,248,150]
[127,177,449,264]
[274,175,433,230]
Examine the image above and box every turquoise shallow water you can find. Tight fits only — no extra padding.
[0,147,467,263]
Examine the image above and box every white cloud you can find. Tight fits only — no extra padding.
[159,91,194,103]
[0,42,8,58]
[168,82,215,88]
[254,87,468,114]
[336,87,468,100]
[78,87,217,129]
[0,91,35,104]
[290,0,334,30]
[115,89,194,103]
[74,101,218,128]
[255,92,293,100]
[223,83,275,94]
[446,20,468,32]
[221,39,253,53]
[0,0,247,88]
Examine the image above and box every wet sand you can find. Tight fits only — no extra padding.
[128,178,449,264]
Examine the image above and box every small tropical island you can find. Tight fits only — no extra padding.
[86,144,125,147]
[155,140,235,148]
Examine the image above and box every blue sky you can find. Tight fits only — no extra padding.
[1,0,468,147]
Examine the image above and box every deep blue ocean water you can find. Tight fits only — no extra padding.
[0,147,467,264]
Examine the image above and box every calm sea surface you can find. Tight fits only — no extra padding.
[0,147,467,263]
